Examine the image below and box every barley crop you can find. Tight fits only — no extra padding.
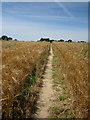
[2,41,50,118]
[52,42,88,118]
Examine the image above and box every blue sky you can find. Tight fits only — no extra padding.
[2,2,88,41]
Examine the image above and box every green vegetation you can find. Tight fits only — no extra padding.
[59,95,67,101]
[61,85,67,91]
[24,68,37,89]
[60,80,64,85]
[50,45,75,119]
[53,72,62,78]
[81,47,88,57]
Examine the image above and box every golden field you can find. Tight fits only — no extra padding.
[2,41,50,118]
[52,42,88,118]
[1,41,89,118]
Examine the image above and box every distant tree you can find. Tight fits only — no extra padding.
[80,41,85,42]
[45,38,50,42]
[68,39,72,42]
[40,38,44,41]
[7,37,12,41]
[1,35,8,40]
[58,39,64,42]
[50,40,54,43]
[14,39,18,41]
[40,38,50,42]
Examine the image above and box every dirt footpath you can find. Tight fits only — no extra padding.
[33,45,54,118]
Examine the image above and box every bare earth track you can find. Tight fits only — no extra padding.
[33,45,54,118]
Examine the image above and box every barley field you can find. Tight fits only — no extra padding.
[1,41,88,119]
[2,41,50,118]
[52,42,88,118]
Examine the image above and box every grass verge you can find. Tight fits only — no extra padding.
[49,45,75,119]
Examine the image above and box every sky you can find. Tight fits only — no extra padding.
[2,0,89,2]
[2,2,88,41]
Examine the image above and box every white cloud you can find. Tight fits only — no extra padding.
[54,1,74,17]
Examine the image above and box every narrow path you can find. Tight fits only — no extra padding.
[33,45,54,118]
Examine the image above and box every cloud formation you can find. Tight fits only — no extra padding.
[54,1,74,17]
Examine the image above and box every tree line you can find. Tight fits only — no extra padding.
[0,35,86,43]
[0,35,18,41]
[39,38,86,43]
